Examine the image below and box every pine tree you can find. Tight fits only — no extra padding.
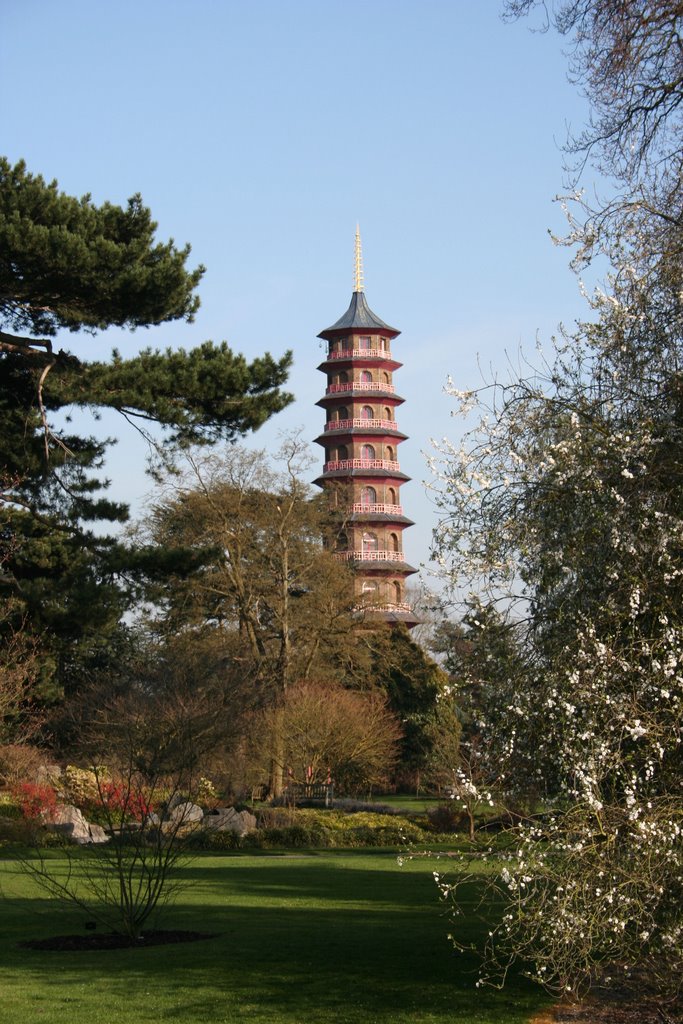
[0,157,293,698]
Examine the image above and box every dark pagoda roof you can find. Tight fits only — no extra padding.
[318,291,400,338]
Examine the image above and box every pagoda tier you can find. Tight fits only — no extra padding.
[314,230,419,627]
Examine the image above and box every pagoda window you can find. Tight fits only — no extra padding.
[338,371,349,384]
[392,581,402,603]
[390,533,400,552]
[361,443,375,461]
[361,486,377,505]
[359,336,372,350]
[336,531,348,551]
[387,486,397,504]
[337,407,349,421]
[360,370,372,384]
[362,532,378,553]
[384,407,392,420]
[360,405,373,420]
[382,371,390,385]
[386,445,395,461]
[337,444,348,460]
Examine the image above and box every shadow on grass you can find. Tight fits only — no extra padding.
[0,854,549,1024]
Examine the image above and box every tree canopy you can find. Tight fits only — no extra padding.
[0,157,203,339]
[431,0,683,1003]
[0,158,293,698]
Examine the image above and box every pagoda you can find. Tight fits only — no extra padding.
[314,228,418,626]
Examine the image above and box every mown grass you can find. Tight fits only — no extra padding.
[0,850,548,1024]
[362,793,443,813]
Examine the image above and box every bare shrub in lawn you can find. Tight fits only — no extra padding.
[20,681,223,939]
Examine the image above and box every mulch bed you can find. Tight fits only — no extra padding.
[20,929,218,952]
[533,994,683,1024]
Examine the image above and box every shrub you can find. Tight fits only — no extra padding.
[12,782,58,822]
[0,744,50,788]
[426,802,468,833]
[62,765,104,806]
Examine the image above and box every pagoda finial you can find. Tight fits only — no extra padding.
[354,223,364,293]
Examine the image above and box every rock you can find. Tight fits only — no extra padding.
[204,807,256,836]
[204,807,237,829]
[47,804,109,844]
[166,801,204,825]
[86,822,110,844]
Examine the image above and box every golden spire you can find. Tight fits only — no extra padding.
[354,223,364,293]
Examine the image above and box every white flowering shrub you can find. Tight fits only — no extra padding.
[429,262,683,1000]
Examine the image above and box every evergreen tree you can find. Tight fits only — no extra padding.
[0,157,293,697]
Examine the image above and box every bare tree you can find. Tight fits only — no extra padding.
[21,680,223,940]
[504,1,683,277]
[139,436,359,796]
[245,681,402,797]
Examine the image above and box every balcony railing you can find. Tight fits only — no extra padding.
[356,602,415,615]
[326,381,395,394]
[326,348,392,360]
[333,550,405,562]
[324,458,400,473]
[324,418,397,432]
[351,502,403,515]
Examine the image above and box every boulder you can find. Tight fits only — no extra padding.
[166,801,203,825]
[204,807,256,836]
[47,804,110,844]
[86,822,110,844]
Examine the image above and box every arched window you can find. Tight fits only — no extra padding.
[362,580,379,594]
[360,370,372,384]
[386,445,395,462]
[337,406,349,421]
[393,581,402,603]
[338,371,349,384]
[337,444,348,460]
[362,532,378,553]
[390,533,400,552]
[361,486,376,506]
[387,487,397,505]
[361,405,373,420]
[336,531,348,551]
[382,371,390,385]
[361,443,375,461]
[384,406,392,420]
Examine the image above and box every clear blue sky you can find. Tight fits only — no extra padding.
[1,0,594,581]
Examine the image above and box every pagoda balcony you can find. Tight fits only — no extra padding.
[326,348,392,361]
[326,381,395,394]
[351,502,403,515]
[333,550,405,562]
[357,602,415,615]
[324,418,399,433]
[324,458,400,473]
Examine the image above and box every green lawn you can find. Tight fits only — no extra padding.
[367,794,443,813]
[0,850,548,1024]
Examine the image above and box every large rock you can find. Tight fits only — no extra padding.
[87,822,110,844]
[166,801,204,826]
[47,804,110,844]
[204,807,256,836]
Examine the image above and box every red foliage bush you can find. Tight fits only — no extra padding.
[13,782,58,822]
[98,782,154,822]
